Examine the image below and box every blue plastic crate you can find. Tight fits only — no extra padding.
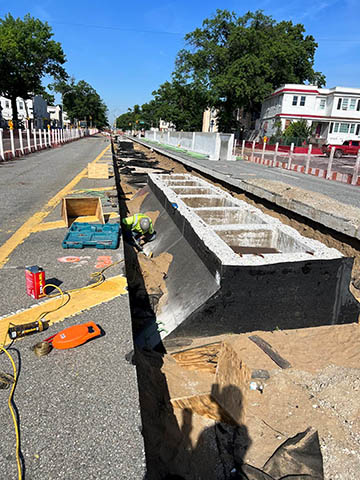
[62,222,120,249]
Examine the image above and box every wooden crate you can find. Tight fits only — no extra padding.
[87,163,109,179]
[61,197,105,227]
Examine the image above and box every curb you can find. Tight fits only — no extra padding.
[247,155,360,186]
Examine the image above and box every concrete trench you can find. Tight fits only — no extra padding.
[133,172,359,348]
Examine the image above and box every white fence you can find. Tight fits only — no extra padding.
[0,127,99,161]
[145,130,235,161]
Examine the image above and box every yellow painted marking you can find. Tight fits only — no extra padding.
[0,275,127,345]
[71,187,115,193]
[33,212,120,232]
[0,144,111,269]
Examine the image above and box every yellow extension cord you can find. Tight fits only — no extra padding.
[0,260,122,480]
[0,345,21,480]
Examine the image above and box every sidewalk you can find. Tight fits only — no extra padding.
[132,137,360,241]
[0,140,146,479]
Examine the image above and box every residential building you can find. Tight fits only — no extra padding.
[47,104,70,128]
[0,95,70,129]
[0,96,33,127]
[159,119,175,132]
[259,84,360,144]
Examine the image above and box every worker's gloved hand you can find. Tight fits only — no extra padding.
[145,232,157,243]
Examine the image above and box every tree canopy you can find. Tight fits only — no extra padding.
[53,79,108,128]
[175,9,325,131]
[116,80,207,132]
[0,13,67,125]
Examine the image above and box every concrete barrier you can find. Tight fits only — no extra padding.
[136,173,359,347]
[144,130,234,161]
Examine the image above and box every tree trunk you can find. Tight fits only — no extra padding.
[10,96,19,128]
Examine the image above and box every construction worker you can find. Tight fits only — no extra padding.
[122,213,156,251]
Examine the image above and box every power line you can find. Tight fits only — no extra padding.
[52,21,184,36]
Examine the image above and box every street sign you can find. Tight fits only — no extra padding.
[139,121,145,124]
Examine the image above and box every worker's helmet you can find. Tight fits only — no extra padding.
[140,217,150,232]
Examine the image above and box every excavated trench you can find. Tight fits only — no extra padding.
[112,138,360,480]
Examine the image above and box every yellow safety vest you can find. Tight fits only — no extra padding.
[122,214,154,235]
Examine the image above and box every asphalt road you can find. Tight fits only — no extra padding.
[0,136,146,479]
[242,148,359,175]
[0,136,108,246]
[145,142,360,208]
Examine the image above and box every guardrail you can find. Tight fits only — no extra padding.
[0,127,99,161]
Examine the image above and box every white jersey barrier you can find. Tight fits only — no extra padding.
[144,130,235,161]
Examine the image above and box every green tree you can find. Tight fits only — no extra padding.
[0,13,67,126]
[283,119,313,140]
[151,79,208,131]
[175,9,325,131]
[53,79,108,128]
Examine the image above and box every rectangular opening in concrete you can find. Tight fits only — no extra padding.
[180,195,238,208]
[193,207,266,226]
[164,180,203,187]
[171,186,218,195]
[214,227,310,255]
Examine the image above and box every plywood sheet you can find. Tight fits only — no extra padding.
[213,340,251,425]
[61,197,105,227]
[88,162,109,179]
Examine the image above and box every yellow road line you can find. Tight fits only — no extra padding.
[33,212,120,232]
[0,275,127,345]
[0,144,111,269]
[71,187,116,193]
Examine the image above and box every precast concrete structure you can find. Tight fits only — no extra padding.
[136,173,359,347]
[144,130,235,161]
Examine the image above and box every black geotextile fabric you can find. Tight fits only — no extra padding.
[236,428,324,480]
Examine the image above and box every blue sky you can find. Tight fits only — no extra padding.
[1,0,359,123]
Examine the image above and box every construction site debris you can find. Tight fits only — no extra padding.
[249,335,292,369]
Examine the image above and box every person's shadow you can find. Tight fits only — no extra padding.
[140,370,251,480]
[169,384,252,479]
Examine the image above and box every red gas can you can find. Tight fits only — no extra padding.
[25,265,46,299]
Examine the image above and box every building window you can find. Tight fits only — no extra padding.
[350,99,356,110]
[357,125,360,136]
[357,100,360,111]
[19,102,23,110]
[339,123,350,133]
[342,98,349,110]
[5,101,10,108]
[334,123,339,133]
[320,99,326,110]
[300,96,306,106]
[350,124,356,134]
[329,123,333,133]
[292,96,298,106]
[337,98,342,109]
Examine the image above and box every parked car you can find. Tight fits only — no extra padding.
[322,140,360,158]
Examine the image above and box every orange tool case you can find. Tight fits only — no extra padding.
[49,322,101,350]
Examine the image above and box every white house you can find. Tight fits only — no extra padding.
[47,104,70,128]
[0,97,33,127]
[0,95,70,129]
[259,84,360,144]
